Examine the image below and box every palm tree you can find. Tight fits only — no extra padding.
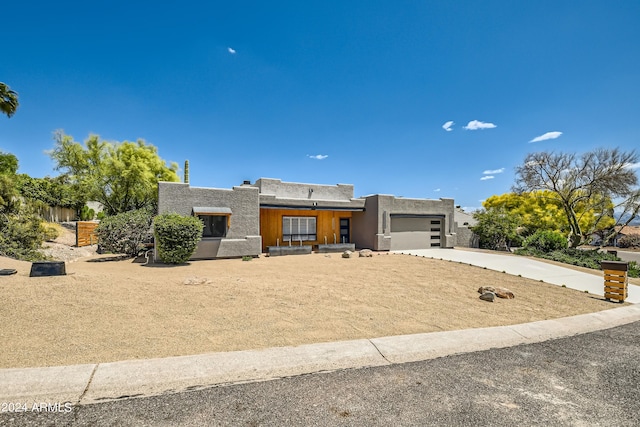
[0,82,19,118]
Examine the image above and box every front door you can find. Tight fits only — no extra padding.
[339,218,350,243]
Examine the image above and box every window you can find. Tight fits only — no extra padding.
[199,215,228,238]
[283,216,316,242]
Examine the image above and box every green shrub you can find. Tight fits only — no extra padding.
[523,230,567,253]
[42,222,62,241]
[514,247,640,277]
[79,205,95,221]
[618,234,640,248]
[95,208,154,256]
[154,213,202,264]
[628,261,639,278]
[0,213,47,261]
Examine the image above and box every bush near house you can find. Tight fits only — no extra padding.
[95,208,154,256]
[522,230,567,252]
[618,234,640,249]
[515,247,639,278]
[0,212,48,261]
[154,213,202,264]
[42,222,62,242]
[80,205,95,221]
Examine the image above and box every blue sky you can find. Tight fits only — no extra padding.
[2,1,639,210]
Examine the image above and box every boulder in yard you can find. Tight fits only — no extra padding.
[342,250,355,258]
[494,287,515,299]
[478,286,495,294]
[479,292,495,302]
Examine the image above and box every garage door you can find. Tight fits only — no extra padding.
[389,217,442,250]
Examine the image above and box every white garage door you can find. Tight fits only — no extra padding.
[389,217,442,250]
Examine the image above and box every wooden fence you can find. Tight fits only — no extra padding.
[76,221,100,247]
[38,206,77,223]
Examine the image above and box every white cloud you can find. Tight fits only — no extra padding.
[227,47,236,54]
[623,162,640,169]
[464,120,497,130]
[529,131,562,143]
[442,121,454,132]
[307,154,328,160]
[480,175,494,180]
[434,188,441,192]
[482,168,504,175]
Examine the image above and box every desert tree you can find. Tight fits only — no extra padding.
[471,207,521,251]
[49,131,180,215]
[514,148,639,247]
[483,190,615,238]
[601,188,640,245]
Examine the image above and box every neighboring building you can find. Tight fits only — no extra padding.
[607,225,640,247]
[589,225,640,247]
[158,178,468,259]
[453,208,479,248]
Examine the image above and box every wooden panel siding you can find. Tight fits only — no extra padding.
[260,208,352,251]
[76,221,100,247]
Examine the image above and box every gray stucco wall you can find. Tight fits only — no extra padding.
[352,196,380,250]
[253,178,354,201]
[352,195,455,250]
[157,182,261,259]
[455,226,479,248]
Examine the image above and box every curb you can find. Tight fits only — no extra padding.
[2,305,639,407]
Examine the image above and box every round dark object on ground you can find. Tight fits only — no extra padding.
[0,268,17,276]
[29,261,66,277]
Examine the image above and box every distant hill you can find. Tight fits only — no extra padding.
[616,213,640,226]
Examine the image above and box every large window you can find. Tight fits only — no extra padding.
[199,215,228,238]
[283,216,316,242]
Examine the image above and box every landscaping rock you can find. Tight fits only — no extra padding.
[342,250,355,258]
[478,286,495,294]
[359,249,373,257]
[478,286,514,299]
[479,292,495,302]
[494,287,515,299]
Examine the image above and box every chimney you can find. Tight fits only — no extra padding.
[184,160,189,184]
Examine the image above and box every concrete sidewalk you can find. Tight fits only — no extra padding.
[2,305,640,408]
[395,248,640,304]
[2,250,640,409]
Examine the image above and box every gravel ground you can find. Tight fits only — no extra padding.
[0,228,623,369]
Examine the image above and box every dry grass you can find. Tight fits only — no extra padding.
[0,252,623,369]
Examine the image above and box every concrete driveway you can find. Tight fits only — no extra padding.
[393,248,640,304]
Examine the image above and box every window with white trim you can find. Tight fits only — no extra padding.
[282,216,316,242]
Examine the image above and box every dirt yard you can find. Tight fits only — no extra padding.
[0,247,623,369]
